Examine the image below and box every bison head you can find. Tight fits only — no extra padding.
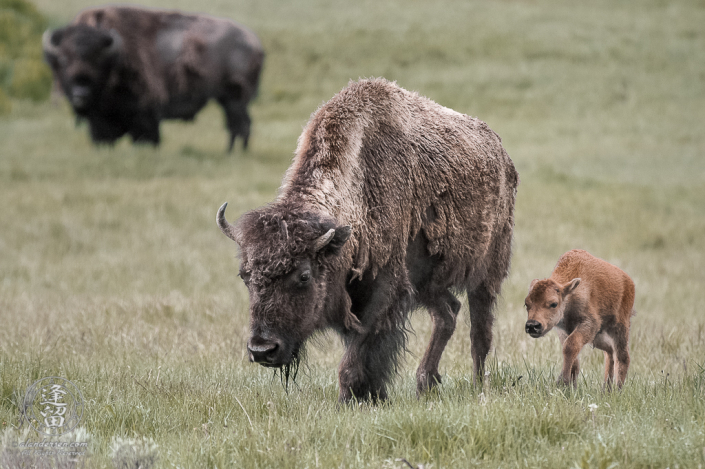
[43,25,122,113]
[217,203,351,372]
[524,277,581,338]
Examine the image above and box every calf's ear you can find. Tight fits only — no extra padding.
[529,279,539,291]
[562,278,581,296]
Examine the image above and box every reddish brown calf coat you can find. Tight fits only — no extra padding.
[524,249,635,389]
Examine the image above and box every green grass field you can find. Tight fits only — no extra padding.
[1,0,704,467]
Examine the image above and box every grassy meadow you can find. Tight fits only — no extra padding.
[1,0,705,467]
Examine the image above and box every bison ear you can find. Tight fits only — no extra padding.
[314,225,351,256]
[327,225,352,253]
[529,279,539,292]
[562,278,581,296]
[51,30,63,46]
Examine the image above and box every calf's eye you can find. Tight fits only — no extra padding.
[550,302,558,308]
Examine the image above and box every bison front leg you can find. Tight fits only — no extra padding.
[416,291,460,396]
[338,335,368,403]
[87,115,128,144]
[338,327,404,404]
[129,112,160,146]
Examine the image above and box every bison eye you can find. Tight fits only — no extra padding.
[238,271,251,284]
[299,271,311,284]
[550,302,558,308]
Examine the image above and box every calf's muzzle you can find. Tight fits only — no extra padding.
[525,320,543,338]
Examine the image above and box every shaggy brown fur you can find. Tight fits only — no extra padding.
[43,6,263,151]
[524,249,636,389]
[218,78,519,402]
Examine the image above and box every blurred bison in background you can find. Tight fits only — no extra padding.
[217,79,519,402]
[43,6,264,151]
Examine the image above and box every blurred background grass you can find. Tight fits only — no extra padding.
[0,0,53,113]
[0,0,704,467]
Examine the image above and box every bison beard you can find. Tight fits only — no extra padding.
[275,348,301,392]
[218,78,519,403]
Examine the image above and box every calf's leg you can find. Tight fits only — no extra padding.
[615,343,630,389]
[603,351,615,390]
[416,290,461,395]
[559,327,594,387]
[593,332,617,390]
[558,330,581,386]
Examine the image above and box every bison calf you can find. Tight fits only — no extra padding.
[524,249,635,389]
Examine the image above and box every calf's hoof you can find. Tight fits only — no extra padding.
[556,376,577,388]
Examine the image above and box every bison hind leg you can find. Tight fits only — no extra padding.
[416,290,461,396]
[219,94,251,153]
[467,283,497,386]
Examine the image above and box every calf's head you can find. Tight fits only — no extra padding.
[524,278,581,338]
[43,25,122,113]
[217,203,351,370]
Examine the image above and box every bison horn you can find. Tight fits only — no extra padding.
[217,202,239,243]
[42,29,60,56]
[313,229,336,252]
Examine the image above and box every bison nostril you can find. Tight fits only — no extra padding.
[247,340,279,363]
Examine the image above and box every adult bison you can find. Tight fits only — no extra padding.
[217,79,519,402]
[42,6,264,151]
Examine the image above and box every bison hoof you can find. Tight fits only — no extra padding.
[416,371,442,396]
